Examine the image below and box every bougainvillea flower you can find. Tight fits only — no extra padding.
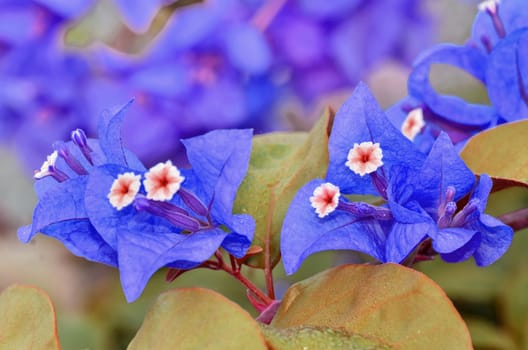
[281,83,423,273]
[19,102,255,302]
[83,127,255,302]
[281,83,513,274]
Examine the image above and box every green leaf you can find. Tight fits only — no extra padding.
[0,284,60,349]
[234,107,334,268]
[417,259,503,304]
[271,264,472,349]
[127,288,268,350]
[465,318,517,350]
[498,260,528,344]
[261,325,395,349]
[461,120,528,190]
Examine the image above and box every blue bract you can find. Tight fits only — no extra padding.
[388,0,528,148]
[280,83,513,275]
[18,102,255,302]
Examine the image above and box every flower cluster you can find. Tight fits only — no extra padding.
[387,0,528,150]
[281,83,514,274]
[0,0,434,171]
[19,81,518,303]
[18,102,255,302]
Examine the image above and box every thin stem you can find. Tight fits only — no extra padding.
[229,254,240,273]
[222,264,273,306]
[210,249,273,306]
[264,191,276,300]
[499,207,528,232]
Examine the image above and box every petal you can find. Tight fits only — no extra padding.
[486,28,528,121]
[117,227,227,302]
[432,227,480,254]
[471,214,514,266]
[20,176,88,243]
[281,179,387,274]
[413,132,475,212]
[220,213,255,258]
[327,82,425,195]
[440,233,482,263]
[408,44,495,127]
[182,128,253,219]
[385,221,431,263]
[97,99,145,170]
[40,219,117,267]
[471,174,493,211]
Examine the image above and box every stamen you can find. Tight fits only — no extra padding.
[345,142,384,176]
[401,108,425,141]
[438,201,457,228]
[143,160,185,201]
[310,183,341,218]
[438,186,456,217]
[34,151,69,182]
[108,172,141,210]
[54,141,88,176]
[71,129,93,165]
[452,198,481,227]
[134,196,202,232]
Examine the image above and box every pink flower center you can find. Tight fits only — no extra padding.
[345,142,384,176]
[108,173,141,210]
[143,160,185,201]
[310,183,341,218]
[401,108,425,141]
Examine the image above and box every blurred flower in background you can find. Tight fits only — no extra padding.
[0,0,435,171]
